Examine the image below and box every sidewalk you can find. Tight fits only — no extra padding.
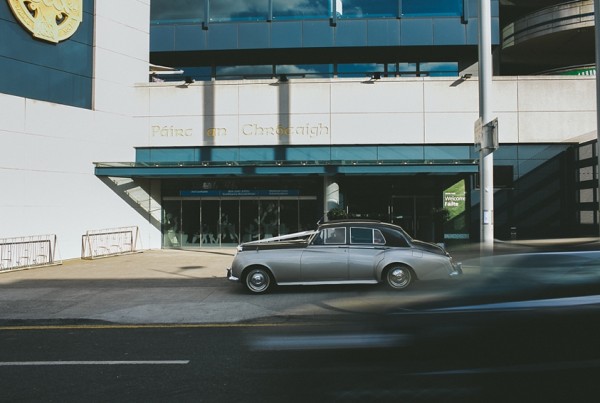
[0,248,236,283]
[0,249,245,325]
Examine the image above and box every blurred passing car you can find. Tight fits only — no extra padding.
[227,219,462,294]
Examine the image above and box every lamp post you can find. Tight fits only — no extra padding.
[478,0,495,251]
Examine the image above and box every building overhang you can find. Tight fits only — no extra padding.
[94,160,479,178]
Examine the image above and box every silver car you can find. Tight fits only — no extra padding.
[227,220,462,294]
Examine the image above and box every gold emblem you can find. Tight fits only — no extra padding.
[7,0,83,43]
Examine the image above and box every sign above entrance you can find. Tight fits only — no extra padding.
[7,0,83,43]
[180,189,300,197]
[148,116,331,147]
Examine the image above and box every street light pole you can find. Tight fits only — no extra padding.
[478,0,494,250]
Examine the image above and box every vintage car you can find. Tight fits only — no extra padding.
[227,219,462,294]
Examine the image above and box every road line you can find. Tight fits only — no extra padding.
[0,360,190,366]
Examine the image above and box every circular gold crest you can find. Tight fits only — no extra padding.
[7,0,83,43]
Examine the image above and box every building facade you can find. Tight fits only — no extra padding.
[1,1,597,259]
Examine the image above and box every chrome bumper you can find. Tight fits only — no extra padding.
[450,262,463,277]
[227,268,240,282]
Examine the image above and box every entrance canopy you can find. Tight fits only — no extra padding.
[94,145,479,178]
[94,160,478,178]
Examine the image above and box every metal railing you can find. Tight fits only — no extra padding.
[0,234,60,272]
[81,226,140,259]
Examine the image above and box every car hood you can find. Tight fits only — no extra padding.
[411,240,446,256]
[239,239,309,252]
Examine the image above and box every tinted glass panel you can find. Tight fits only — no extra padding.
[276,64,333,78]
[216,65,272,79]
[420,62,459,77]
[338,63,384,78]
[273,0,329,20]
[210,0,269,22]
[338,0,397,18]
[151,0,205,23]
[402,0,463,17]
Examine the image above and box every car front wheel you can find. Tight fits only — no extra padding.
[243,267,272,294]
[384,264,413,290]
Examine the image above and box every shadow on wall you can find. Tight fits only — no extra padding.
[97,176,162,231]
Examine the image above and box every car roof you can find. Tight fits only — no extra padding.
[319,219,383,227]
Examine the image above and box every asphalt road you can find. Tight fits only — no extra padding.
[2,305,600,403]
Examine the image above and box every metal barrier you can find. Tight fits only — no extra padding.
[81,226,140,259]
[0,234,60,272]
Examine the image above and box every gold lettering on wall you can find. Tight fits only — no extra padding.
[241,123,329,138]
[206,128,227,137]
[151,125,193,137]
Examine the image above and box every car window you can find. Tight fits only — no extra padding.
[350,227,386,245]
[321,227,346,245]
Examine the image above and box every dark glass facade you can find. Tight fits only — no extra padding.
[150,1,498,81]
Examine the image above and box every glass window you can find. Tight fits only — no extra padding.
[210,0,269,22]
[338,0,397,18]
[402,0,463,17]
[163,201,182,248]
[323,227,346,244]
[201,200,221,246]
[338,63,385,78]
[420,62,459,77]
[221,200,240,245]
[399,63,418,76]
[176,67,212,82]
[151,0,205,23]
[276,64,334,78]
[182,201,201,247]
[216,65,273,80]
[273,0,329,20]
[350,227,385,244]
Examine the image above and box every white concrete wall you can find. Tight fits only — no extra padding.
[0,0,160,260]
[142,75,597,147]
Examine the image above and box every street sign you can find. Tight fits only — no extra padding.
[474,117,499,151]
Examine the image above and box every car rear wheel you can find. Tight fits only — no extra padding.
[384,264,413,290]
[243,267,272,294]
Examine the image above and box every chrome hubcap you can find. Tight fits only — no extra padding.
[247,270,269,292]
[389,267,410,288]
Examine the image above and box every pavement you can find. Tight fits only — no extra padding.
[0,249,241,325]
[3,239,599,326]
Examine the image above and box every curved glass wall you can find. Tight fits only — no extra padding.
[151,0,464,24]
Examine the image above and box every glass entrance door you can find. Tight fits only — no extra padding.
[162,197,318,248]
[391,196,435,242]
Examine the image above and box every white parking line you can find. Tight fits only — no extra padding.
[0,360,190,366]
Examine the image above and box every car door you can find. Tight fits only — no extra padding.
[300,226,348,282]
[348,227,387,281]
